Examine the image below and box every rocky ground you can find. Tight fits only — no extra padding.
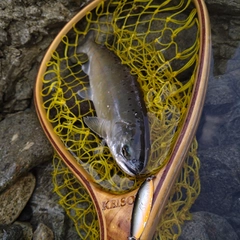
[0,0,240,239]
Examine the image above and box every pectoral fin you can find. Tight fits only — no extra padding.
[82,61,90,75]
[84,117,108,139]
[77,85,92,100]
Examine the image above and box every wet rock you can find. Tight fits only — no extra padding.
[9,22,31,47]
[0,0,85,115]
[14,221,33,240]
[0,28,7,47]
[210,13,240,75]
[33,223,54,240]
[0,110,53,192]
[28,162,67,239]
[197,69,240,148]
[0,221,33,240]
[0,173,36,225]
[195,72,240,237]
[65,217,83,240]
[226,196,240,237]
[17,205,33,222]
[179,212,239,240]
[192,145,240,215]
[0,224,24,240]
[205,74,238,107]
[206,0,240,15]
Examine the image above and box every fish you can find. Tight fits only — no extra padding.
[76,32,150,176]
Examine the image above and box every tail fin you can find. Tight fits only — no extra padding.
[69,30,95,64]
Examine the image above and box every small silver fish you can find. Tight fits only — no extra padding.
[76,32,150,176]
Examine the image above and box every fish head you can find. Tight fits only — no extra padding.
[108,121,148,176]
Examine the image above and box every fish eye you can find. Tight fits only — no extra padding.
[122,145,131,158]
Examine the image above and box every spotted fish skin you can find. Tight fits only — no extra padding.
[77,32,150,176]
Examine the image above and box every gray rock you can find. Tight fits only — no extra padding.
[13,221,33,240]
[0,221,33,240]
[0,0,85,115]
[33,223,54,240]
[0,110,53,192]
[28,162,67,240]
[192,148,240,215]
[0,28,7,47]
[205,74,238,107]
[0,224,24,240]
[198,69,240,148]
[179,212,239,240]
[206,0,240,15]
[210,14,240,75]
[0,173,36,225]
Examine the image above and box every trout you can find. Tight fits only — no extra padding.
[77,33,150,176]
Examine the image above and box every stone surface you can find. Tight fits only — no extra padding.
[15,221,33,240]
[206,0,240,15]
[33,223,54,240]
[0,0,86,117]
[179,212,239,240]
[0,173,36,225]
[0,221,33,240]
[28,162,67,239]
[0,110,53,192]
[0,224,24,240]
[192,148,240,215]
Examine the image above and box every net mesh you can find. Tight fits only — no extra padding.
[42,0,199,193]
[40,0,201,238]
[53,138,200,239]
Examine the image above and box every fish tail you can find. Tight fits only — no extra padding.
[82,30,95,44]
[78,30,95,51]
[69,31,95,63]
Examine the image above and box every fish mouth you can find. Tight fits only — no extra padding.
[120,162,144,177]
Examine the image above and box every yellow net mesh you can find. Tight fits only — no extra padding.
[154,138,200,239]
[53,138,200,239]
[40,0,201,238]
[52,154,100,239]
[42,0,199,193]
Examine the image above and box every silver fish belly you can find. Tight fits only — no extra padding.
[77,33,150,176]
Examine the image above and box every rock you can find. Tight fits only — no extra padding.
[209,14,240,75]
[0,28,7,47]
[0,221,33,240]
[192,148,240,215]
[0,173,36,225]
[0,110,53,192]
[0,0,85,115]
[33,223,54,240]
[14,221,33,240]
[28,162,67,239]
[197,69,240,148]
[224,183,240,237]
[206,0,240,15]
[179,212,239,240]
[0,224,24,240]
[205,71,240,107]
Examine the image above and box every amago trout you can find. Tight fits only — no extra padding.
[76,32,150,176]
